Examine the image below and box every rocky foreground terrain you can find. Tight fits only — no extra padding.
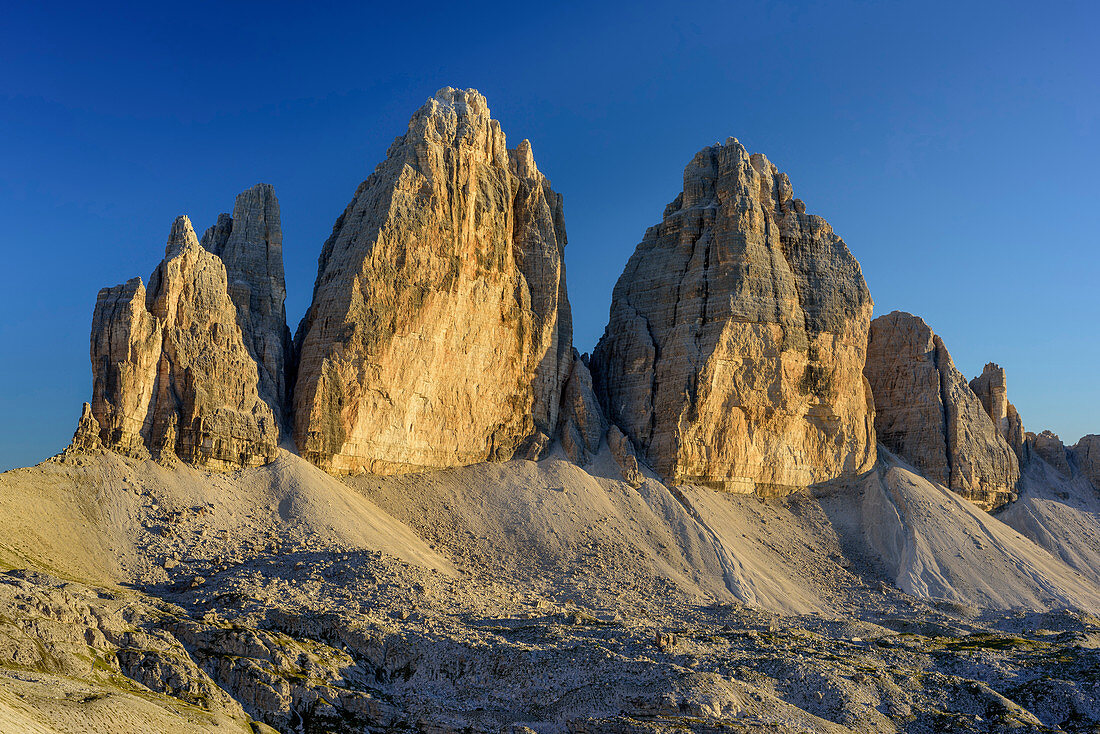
[4,88,1100,733]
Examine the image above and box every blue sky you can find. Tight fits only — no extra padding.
[1,1,1097,471]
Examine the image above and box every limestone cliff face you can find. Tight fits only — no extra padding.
[1029,430,1072,477]
[200,184,293,421]
[293,88,573,475]
[1072,435,1100,488]
[969,363,1027,463]
[590,138,876,494]
[77,209,284,470]
[864,312,1019,511]
[557,351,606,466]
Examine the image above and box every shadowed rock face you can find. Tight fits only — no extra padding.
[1029,430,1072,477]
[865,311,1019,511]
[590,139,876,494]
[200,184,293,424]
[1073,434,1100,488]
[76,209,284,470]
[293,88,573,475]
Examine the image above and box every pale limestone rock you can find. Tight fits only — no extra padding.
[607,424,644,488]
[1029,430,1072,477]
[70,402,103,450]
[865,311,1019,511]
[81,216,279,470]
[1072,434,1100,488]
[590,139,875,494]
[293,88,572,475]
[200,184,293,422]
[558,351,606,466]
[969,363,1027,463]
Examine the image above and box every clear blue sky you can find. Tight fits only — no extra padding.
[2,1,1097,471]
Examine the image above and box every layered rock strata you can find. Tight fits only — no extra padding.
[77,212,283,470]
[1029,430,1072,477]
[865,311,1019,510]
[200,183,294,421]
[558,351,606,466]
[969,363,1027,462]
[590,138,876,494]
[1073,435,1100,488]
[293,88,573,475]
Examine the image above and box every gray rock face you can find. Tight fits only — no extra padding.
[558,351,606,466]
[969,363,1027,463]
[1072,434,1100,488]
[1029,430,1072,477]
[865,311,1019,511]
[79,204,285,470]
[293,88,573,475]
[590,138,876,494]
[200,184,293,422]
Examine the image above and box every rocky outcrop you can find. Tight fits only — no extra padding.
[558,351,606,466]
[590,138,876,494]
[864,312,1019,511]
[293,88,573,475]
[1072,435,1100,488]
[200,184,293,421]
[1029,430,1072,477]
[969,363,1027,462]
[607,425,644,487]
[80,214,282,470]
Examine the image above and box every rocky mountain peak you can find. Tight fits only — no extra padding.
[292,88,573,475]
[590,139,875,493]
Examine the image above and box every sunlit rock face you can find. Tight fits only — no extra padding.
[865,311,1019,511]
[79,215,281,470]
[969,362,1027,463]
[293,88,573,475]
[590,138,876,495]
[200,183,294,425]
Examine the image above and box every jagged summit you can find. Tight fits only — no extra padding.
[591,138,876,494]
[292,87,575,475]
[74,187,288,470]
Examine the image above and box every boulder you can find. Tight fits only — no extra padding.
[865,311,1019,510]
[293,88,573,475]
[590,138,875,494]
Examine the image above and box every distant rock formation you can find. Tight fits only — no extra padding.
[75,198,287,470]
[969,363,1027,462]
[1029,430,1072,477]
[293,88,573,475]
[1073,435,1100,488]
[590,138,876,494]
[864,311,1019,510]
[200,184,294,422]
[557,351,606,466]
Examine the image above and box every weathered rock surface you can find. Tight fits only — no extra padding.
[558,351,606,466]
[1029,430,1072,477]
[865,311,1019,511]
[1072,434,1100,488]
[80,215,280,470]
[970,363,1027,462]
[590,138,876,494]
[200,184,293,422]
[293,88,572,475]
[607,424,644,487]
